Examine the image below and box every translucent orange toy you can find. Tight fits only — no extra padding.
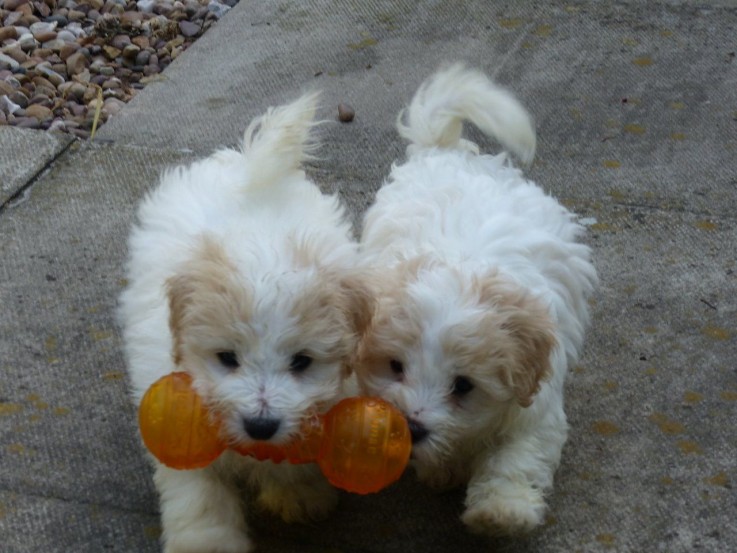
[138,372,411,494]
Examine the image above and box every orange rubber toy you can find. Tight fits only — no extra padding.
[138,372,411,494]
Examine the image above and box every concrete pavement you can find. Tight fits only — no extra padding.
[1,1,736,552]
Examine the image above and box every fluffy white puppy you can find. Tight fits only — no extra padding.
[355,64,597,536]
[118,93,370,553]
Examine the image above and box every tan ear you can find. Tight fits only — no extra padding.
[499,302,556,407]
[165,235,243,367]
[476,274,556,407]
[166,273,193,367]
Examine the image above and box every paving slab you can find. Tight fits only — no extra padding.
[0,145,191,539]
[0,127,74,207]
[1,1,736,552]
[0,490,161,553]
[1,142,734,553]
[96,1,737,215]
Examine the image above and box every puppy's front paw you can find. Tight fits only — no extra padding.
[164,525,252,553]
[257,476,338,523]
[462,484,546,537]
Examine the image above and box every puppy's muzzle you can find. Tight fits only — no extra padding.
[407,417,429,444]
[243,417,281,441]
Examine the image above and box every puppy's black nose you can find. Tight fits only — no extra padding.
[407,418,429,444]
[243,417,281,441]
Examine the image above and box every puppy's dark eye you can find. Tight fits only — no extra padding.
[451,376,474,397]
[389,359,404,374]
[216,351,240,370]
[290,352,313,374]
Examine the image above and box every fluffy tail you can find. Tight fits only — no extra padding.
[241,91,321,189]
[397,63,536,164]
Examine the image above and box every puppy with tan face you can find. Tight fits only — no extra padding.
[119,93,370,553]
[356,64,597,536]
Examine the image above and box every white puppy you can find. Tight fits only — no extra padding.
[118,93,371,553]
[355,64,598,536]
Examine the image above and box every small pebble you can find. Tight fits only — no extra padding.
[29,21,57,34]
[25,102,53,120]
[122,44,141,60]
[0,82,15,96]
[29,93,53,107]
[111,34,131,50]
[9,91,30,108]
[102,45,121,59]
[178,19,199,37]
[67,9,85,21]
[207,1,230,19]
[0,53,21,71]
[43,39,67,52]
[3,46,28,64]
[33,29,57,42]
[59,42,81,60]
[131,35,150,49]
[5,0,31,11]
[102,77,121,89]
[6,76,23,89]
[67,101,86,117]
[48,118,68,132]
[0,26,20,41]
[103,96,125,115]
[56,29,77,42]
[36,64,65,86]
[338,103,355,123]
[136,0,156,13]
[134,49,150,66]
[15,116,42,128]
[19,33,38,51]
[47,15,70,27]
[35,2,51,18]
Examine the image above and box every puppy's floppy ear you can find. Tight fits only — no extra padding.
[165,235,247,367]
[166,273,194,367]
[499,300,556,407]
[477,275,556,408]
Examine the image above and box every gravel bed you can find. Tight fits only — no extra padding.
[0,0,236,138]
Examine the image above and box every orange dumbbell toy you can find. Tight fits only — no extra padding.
[138,372,411,494]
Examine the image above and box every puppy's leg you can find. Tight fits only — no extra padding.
[250,462,338,523]
[461,409,567,536]
[155,464,251,553]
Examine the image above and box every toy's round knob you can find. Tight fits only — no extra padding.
[138,372,225,469]
[318,397,411,494]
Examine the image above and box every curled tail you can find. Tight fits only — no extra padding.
[397,63,536,164]
[240,90,321,190]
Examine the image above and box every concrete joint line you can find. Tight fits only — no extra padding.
[0,139,76,217]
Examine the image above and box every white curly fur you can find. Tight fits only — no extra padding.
[119,93,369,553]
[356,64,598,536]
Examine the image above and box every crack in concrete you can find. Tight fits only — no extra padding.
[0,139,77,217]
